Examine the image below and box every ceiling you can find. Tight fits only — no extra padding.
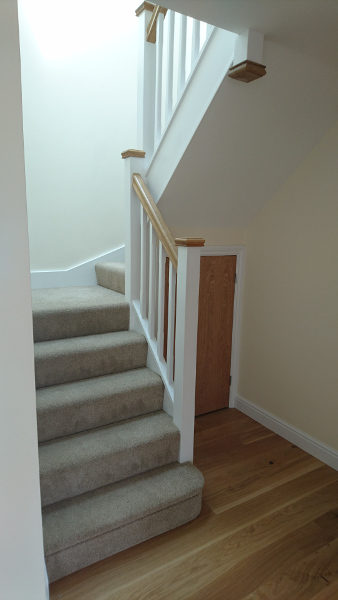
[160,0,338,70]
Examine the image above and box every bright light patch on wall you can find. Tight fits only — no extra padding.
[20,0,136,60]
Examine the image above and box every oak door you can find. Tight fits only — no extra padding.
[195,255,237,416]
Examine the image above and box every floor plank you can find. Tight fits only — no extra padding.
[50,408,338,600]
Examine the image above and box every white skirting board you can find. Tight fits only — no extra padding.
[235,395,338,471]
[30,246,125,289]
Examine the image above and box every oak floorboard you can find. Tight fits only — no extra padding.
[49,409,338,600]
[192,520,335,600]
[100,482,338,599]
[242,536,338,600]
[311,578,338,599]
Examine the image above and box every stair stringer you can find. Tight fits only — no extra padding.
[130,299,174,417]
[145,26,236,202]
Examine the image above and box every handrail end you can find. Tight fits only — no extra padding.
[135,2,155,17]
[175,238,205,248]
[121,149,146,160]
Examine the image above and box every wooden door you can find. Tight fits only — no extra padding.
[195,255,237,416]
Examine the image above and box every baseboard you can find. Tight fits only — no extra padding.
[30,246,125,289]
[235,395,338,471]
[44,561,49,600]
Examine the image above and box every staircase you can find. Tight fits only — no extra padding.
[32,263,204,583]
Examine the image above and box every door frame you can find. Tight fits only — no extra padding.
[200,245,245,408]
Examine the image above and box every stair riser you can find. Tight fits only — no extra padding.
[46,492,202,582]
[40,434,180,506]
[33,305,129,343]
[35,341,148,388]
[95,263,125,294]
[37,379,164,443]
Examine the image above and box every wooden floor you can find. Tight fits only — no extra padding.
[50,409,338,600]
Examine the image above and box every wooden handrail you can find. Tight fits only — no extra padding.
[132,173,178,270]
[135,2,156,17]
[135,2,167,18]
[146,5,167,44]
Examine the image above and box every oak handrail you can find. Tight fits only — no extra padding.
[135,2,156,17]
[146,5,167,44]
[132,173,178,270]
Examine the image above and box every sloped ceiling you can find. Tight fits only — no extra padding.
[159,0,338,70]
[156,1,338,229]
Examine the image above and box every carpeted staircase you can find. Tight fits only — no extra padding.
[32,263,204,583]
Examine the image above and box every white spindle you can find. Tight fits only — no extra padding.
[177,14,187,98]
[154,13,164,146]
[166,261,176,385]
[165,10,175,124]
[140,207,148,319]
[191,19,200,70]
[137,8,156,159]
[207,23,213,37]
[148,225,157,339]
[157,242,166,360]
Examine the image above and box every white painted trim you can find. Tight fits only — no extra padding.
[131,299,174,417]
[235,395,338,471]
[147,26,217,172]
[201,246,245,409]
[145,27,235,200]
[174,245,201,463]
[30,246,125,289]
[44,562,49,600]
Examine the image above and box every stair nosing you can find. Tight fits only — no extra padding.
[42,462,204,556]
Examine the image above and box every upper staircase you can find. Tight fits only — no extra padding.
[32,263,203,583]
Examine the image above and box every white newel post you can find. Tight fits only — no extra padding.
[173,238,205,463]
[121,150,146,319]
[136,4,156,161]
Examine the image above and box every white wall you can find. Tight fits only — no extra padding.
[0,2,46,598]
[238,120,338,451]
[18,0,138,272]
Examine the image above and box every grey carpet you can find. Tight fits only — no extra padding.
[47,494,202,583]
[96,262,125,294]
[34,331,148,388]
[37,368,164,442]
[43,463,203,581]
[32,285,129,342]
[34,282,204,583]
[39,411,180,507]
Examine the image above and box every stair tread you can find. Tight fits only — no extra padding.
[39,411,178,470]
[37,368,164,442]
[39,411,180,505]
[32,285,127,313]
[43,462,204,556]
[35,330,144,357]
[34,330,147,389]
[32,285,129,342]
